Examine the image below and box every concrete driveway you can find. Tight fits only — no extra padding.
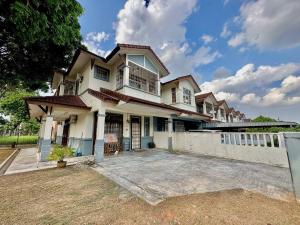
[93,149,294,205]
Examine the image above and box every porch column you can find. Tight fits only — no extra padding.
[40,115,53,161]
[95,110,106,162]
[217,108,221,121]
[203,102,207,114]
[168,117,173,150]
[59,82,65,96]
[56,122,64,145]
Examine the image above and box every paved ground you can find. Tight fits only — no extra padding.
[5,148,94,175]
[93,149,294,205]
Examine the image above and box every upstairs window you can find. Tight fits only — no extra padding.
[171,88,176,103]
[183,88,191,105]
[116,64,124,89]
[94,65,109,81]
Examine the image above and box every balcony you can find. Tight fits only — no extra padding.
[117,61,159,96]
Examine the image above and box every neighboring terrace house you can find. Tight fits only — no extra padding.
[216,100,229,123]
[160,75,203,131]
[195,92,220,120]
[25,44,211,162]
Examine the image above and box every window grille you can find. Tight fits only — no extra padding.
[94,65,109,81]
[116,64,124,89]
[183,88,191,105]
[171,88,176,103]
[128,62,158,94]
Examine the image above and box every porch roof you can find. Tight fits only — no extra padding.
[25,95,91,110]
[88,88,211,119]
[25,95,91,120]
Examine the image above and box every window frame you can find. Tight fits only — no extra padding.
[183,88,191,105]
[171,87,176,103]
[94,65,110,82]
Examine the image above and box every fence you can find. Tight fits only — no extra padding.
[153,131,289,168]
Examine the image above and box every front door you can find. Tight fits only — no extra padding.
[62,119,70,146]
[131,116,141,150]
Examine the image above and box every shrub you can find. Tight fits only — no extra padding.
[47,145,74,162]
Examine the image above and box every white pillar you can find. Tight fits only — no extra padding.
[56,122,64,145]
[263,134,267,147]
[203,102,207,115]
[168,117,173,150]
[59,83,65,96]
[217,108,221,121]
[40,115,53,161]
[124,55,130,86]
[95,109,106,162]
[123,113,130,151]
[157,79,161,96]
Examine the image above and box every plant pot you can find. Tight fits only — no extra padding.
[57,161,67,168]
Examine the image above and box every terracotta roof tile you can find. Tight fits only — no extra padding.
[161,75,201,92]
[25,95,90,109]
[195,92,214,102]
[88,88,211,119]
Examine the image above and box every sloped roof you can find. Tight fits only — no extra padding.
[25,95,91,109]
[195,92,218,104]
[88,88,211,119]
[63,43,169,79]
[161,75,201,92]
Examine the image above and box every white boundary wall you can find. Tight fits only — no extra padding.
[153,131,289,168]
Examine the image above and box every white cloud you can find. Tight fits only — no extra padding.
[115,0,221,75]
[224,0,230,6]
[202,63,300,107]
[220,22,231,38]
[228,33,245,47]
[228,0,300,50]
[201,34,214,44]
[82,32,110,57]
[213,66,230,79]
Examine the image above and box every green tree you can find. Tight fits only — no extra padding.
[0,89,37,133]
[0,0,83,95]
[252,115,277,122]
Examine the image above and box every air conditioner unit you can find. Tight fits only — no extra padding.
[69,115,78,124]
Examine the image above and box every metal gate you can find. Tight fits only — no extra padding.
[104,113,123,155]
[131,116,141,149]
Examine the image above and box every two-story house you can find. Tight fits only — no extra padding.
[160,75,203,131]
[25,44,211,162]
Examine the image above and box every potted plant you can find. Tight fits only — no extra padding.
[48,145,74,168]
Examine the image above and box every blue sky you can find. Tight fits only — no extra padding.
[77,0,300,121]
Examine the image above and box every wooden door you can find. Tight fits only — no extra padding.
[62,119,70,146]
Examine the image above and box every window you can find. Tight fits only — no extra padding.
[144,117,150,136]
[116,64,124,89]
[197,104,203,113]
[129,73,147,90]
[171,88,176,103]
[64,80,75,95]
[183,88,191,105]
[128,62,158,94]
[94,65,109,81]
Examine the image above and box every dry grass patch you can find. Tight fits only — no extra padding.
[0,149,14,164]
[0,166,299,225]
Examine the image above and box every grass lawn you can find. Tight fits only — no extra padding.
[0,166,299,225]
[0,136,38,145]
[0,149,14,164]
